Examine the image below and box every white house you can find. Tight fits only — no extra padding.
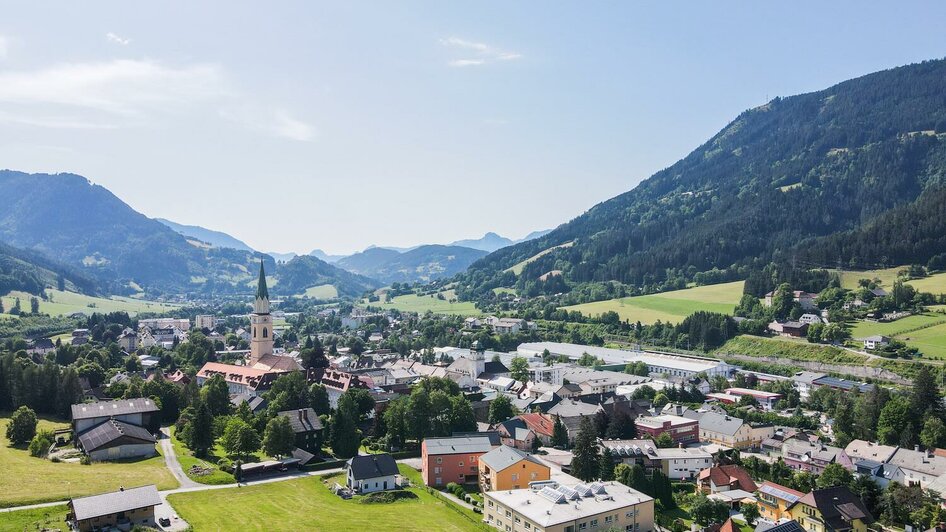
[347,454,399,494]
[798,314,822,325]
[861,335,890,350]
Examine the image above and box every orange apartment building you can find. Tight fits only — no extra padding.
[421,435,495,487]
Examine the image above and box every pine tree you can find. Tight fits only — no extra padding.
[598,448,615,481]
[911,366,943,420]
[570,417,600,482]
[552,415,569,448]
[187,401,214,457]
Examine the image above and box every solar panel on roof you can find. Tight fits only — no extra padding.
[574,484,592,497]
[556,485,580,500]
[538,486,566,504]
[589,482,606,494]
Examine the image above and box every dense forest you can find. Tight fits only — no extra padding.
[0,241,99,297]
[456,59,946,303]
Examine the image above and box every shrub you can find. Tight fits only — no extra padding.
[360,491,418,504]
[28,430,55,457]
[217,458,233,473]
[80,455,91,465]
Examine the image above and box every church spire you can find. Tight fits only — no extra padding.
[255,260,269,301]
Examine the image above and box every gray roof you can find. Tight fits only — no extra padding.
[71,398,159,421]
[479,445,546,472]
[278,408,323,433]
[71,485,161,522]
[887,447,946,477]
[792,371,826,385]
[424,435,494,455]
[547,400,602,419]
[696,411,745,437]
[844,440,897,463]
[78,419,155,452]
[347,453,398,480]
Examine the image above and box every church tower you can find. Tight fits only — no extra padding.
[249,261,273,367]
[468,340,486,380]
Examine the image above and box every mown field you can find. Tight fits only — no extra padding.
[370,289,481,316]
[302,284,339,299]
[0,504,69,532]
[832,267,946,294]
[0,416,177,507]
[167,465,481,531]
[715,335,868,364]
[0,289,179,317]
[850,312,946,359]
[505,241,574,276]
[562,281,745,324]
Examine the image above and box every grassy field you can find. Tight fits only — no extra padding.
[303,284,339,299]
[0,416,177,507]
[0,289,179,317]
[372,291,481,316]
[832,267,946,294]
[168,427,239,485]
[850,313,946,359]
[167,464,482,531]
[505,241,573,276]
[0,504,69,531]
[897,322,946,359]
[714,335,869,364]
[562,281,745,324]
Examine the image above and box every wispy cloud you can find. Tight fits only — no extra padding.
[440,37,522,67]
[0,36,9,60]
[106,32,131,46]
[0,58,316,141]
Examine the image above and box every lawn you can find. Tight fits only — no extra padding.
[831,267,946,295]
[0,416,177,507]
[302,284,339,299]
[505,242,573,276]
[0,289,179,317]
[905,272,946,295]
[168,427,237,485]
[562,281,745,325]
[372,292,481,316]
[167,464,482,531]
[714,335,868,364]
[892,321,946,360]
[0,504,69,532]
[849,313,946,338]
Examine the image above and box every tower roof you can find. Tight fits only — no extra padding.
[256,261,269,300]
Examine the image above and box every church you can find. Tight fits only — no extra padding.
[195,261,301,397]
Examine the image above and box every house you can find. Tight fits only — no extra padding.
[492,418,539,451]
[860,335,890,350]
[547,400,604,442]
[685,411,775,450]
[483,481,654,532]
[651,447,714,480]
[782,439,851,474]
[516,413,557,445]
[791,372,827,401]
[76,419,157,461]
[526,381,581,399]
[599,439,662,475]
[634,414,699,445]
[723,388,782,410]
[786,486,873,532]
[767,321,808,338]
[883,446,946,489]
[809,375,874,394]
[422,435,495,487]
[308,368,372,408]
[756,481,804,522]
[698,464,758,494]
[764,291,817,310]
[346,453,399,494]
[71,398,159,435]
[68,485,162,532]
[231,394,268,414]
[478,445,550,492]
[196,362,283,397]
[28,337,55,355]
[278,408,323,453]
[118,329,137,352]
[798,314,822,325]
[843,440,897,465]
[518,342,735,379]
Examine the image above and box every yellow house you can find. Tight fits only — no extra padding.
[786,486,874,532]
[757,481,804,522]
[478,445,550,492]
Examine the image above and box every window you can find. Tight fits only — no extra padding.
[262,328,268,338]
[525,523,531,530]
[591,519,598,528]
[530,472,537,480]
[515,517,521,523]
[459,462,464,467]
[435,477,442,485]
[488,500,494,508]
[436,457,442,464]
[253,327,256,338]
[434,467,442,474]
[512,473,519,481]
[606,516,613,524]
[506,511,511,518]
[579,523,588,530]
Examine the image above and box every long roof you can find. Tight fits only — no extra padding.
[71,398,159,421]
[485,481,651,528]
[78,419,155,452]
[423,435,494,455]
[278,408,323,433]
[694,411,746,436]
[517,342,727,373]
[71,485,161,522]
[479,445,547,472]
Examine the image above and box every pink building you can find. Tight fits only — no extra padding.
[421,435,495,487]
[634,414,699,445]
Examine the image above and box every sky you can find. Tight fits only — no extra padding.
[1,2,945,255]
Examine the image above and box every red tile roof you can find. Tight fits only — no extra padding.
[517,413,555,437]
[699,464,758,492]
[719,518,739,532]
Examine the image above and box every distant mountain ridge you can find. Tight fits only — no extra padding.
[156,218,255,252]
[336,245,487,284]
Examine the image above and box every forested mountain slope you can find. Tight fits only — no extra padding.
[336,245,487,284]
[457,59,946,300]
[0,241,99,297]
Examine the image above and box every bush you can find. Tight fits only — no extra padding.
[217,458,233,473]
[28,430,55,458]
[80,455,91,465]
[360,491,418,504]
[5,406,38,445]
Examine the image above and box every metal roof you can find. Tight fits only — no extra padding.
[78,419,155,452]
[423,435,494,455]
[71,485,161,522]
[71,398,159,421]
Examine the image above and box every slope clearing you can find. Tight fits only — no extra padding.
[562,281,744,324]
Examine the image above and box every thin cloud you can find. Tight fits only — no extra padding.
[0,58,316,141]
[440,37,522,67]
[0,36,8,59]
[106,32,131,46]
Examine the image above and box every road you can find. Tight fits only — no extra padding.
[159,427,200,489]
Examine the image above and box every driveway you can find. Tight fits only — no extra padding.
[158,428,200,489]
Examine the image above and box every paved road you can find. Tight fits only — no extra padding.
[159,428,200,489]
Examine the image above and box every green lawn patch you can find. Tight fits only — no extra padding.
[0,416,177,508]
[896,321,946,359]
[302,284,339,299]
[505,242,574,276]
[562,281,745,325]
[168,427,236,485]
[714,335,868,364]
[1,289,179,318]
[850,313,946,339]
[168,464,482,531]
[370,292,481,316]
[0,504,69,532]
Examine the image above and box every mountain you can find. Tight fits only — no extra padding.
[0,241,100,297]
[267,251,298,263]
[516,229,553,243]
[0,170,377,298]
[156,218,255,252]
[456,59,946,300]
[449,232,514,252]
[309,249,345,263]
[336,245,488,284]
[274,255,378,297]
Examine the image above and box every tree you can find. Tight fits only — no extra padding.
[186,401,214,457]
[29,297,39,314]
[593,410,610,438]
[488,395,514,424]
[741,502,761,525]
[221,418,261,459]
[652,393,670,408]
[598,448,615,481]
[655,432,675,448]
[817,462,854,488]
[570,416,600,482]
[605,412,636,440]
[200,374,231,417]
[331,402,361,459]
[340,388,375,421]
[309,384,330,416]
[624,361,649,376]
[509,356,530,383]
[911,366,943,420]
[691,493,729,525]
[262,415,295,457]
[921,416,946,449]
[10,297,21,315]
[5,406,37,445]
[789,471,817,494]
[877,396,913,446]
[651,469,675,509]
[770,283,794,321]
[552,415,569,447]
[28,430,55,457]
[57,368,84,419]
[449,395,476,434]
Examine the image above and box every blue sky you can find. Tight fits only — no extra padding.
[1,2,944,255]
